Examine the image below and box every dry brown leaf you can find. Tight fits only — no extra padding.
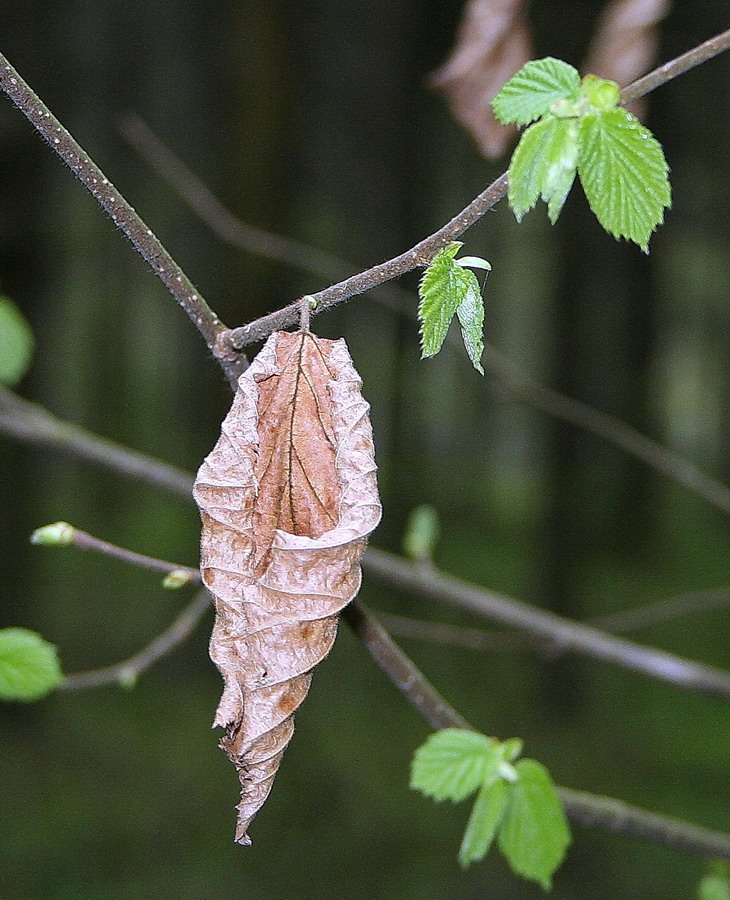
[193,330,381,844]
[584,0,671,117]
[431,0,532,159]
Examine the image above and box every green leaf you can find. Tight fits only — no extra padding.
[418,242,488,372]
[0,628,63,701]
[578,107,671,252]
[497,759,571,890]
[0,295,34,386]
[492,58,580,126]
[418,242,468,359]
[403,504,439,562]
[411,729,502,803]
[455,276,485,375]
[459,778,510,868]
[699,863,730,900]
[508,115,579,223]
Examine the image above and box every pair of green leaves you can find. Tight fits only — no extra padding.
[493,56,671,252]
[418,241,490,375]
[411,728,570,889]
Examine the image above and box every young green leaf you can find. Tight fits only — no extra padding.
[578,107,671,252]
[402,504,439,562]
[411,729,502,803]
[497,758,571,890]
[492,58,580,126]
[0,294,34,386]
[456,274,485,375]
[508,115,579,223]
[418,242,467,359]
[0,627,63,701]
[458,777,510,868]
[418,242,488,373]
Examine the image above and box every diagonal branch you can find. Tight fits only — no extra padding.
[0,53,245,387]
[60,590,211,690]
[221,28,730,350]
[362,546,730,701]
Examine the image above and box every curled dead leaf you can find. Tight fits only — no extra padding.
[431,0,532,159]
[194,331,381,844]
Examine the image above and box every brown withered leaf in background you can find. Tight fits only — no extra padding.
[193,331,381,844]
[584,0,671,118]
[431,0,532,159]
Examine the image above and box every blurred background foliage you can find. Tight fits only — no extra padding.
[1,1,729,897]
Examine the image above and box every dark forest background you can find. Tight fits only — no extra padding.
[1,1,729,898]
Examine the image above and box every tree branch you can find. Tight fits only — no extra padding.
[0,386,194,496]
[220,28,730,350]
[362,546,730,701]
[0,53,246,387]
[60,590,211,690]
[7,393,730,700]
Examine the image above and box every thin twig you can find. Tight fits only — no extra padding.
[220,28,730,350]
[0,386,194,496]
[592,587,730,633]
[620,28,730,104]
[0,53,245,388]
[32,521,200,583]
[362,546,730,701]
[60,590,211,690]
[351,605,730,861]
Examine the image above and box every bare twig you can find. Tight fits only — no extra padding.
[0,53,246,387]
[362,546,730,701]
[31,521,200,583]
[375,611,516,652]
[620,28,730,104]
[0,386,194,496]
[60,590,211,690]
[592,587,730,633]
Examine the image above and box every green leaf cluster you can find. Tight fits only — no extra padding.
[0,627,63,701]
[411,728,570,889]
[418,242,491,374]
[0,294,34,385]
[492,58,671,252]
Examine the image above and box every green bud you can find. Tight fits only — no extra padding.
[403,505,439,562]
[30,521,75,546]
[500,737,524,763]
[162,568,195,589]
[581,74,620,111]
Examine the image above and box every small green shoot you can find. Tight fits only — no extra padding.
[493,57,671,251]
[30,521,76,546]
[0,294,34,386]
[418,242,491,373]
[411,728,570,889]
[162,568,195,589]
[0,627,63,701]
[402,505,439,563]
